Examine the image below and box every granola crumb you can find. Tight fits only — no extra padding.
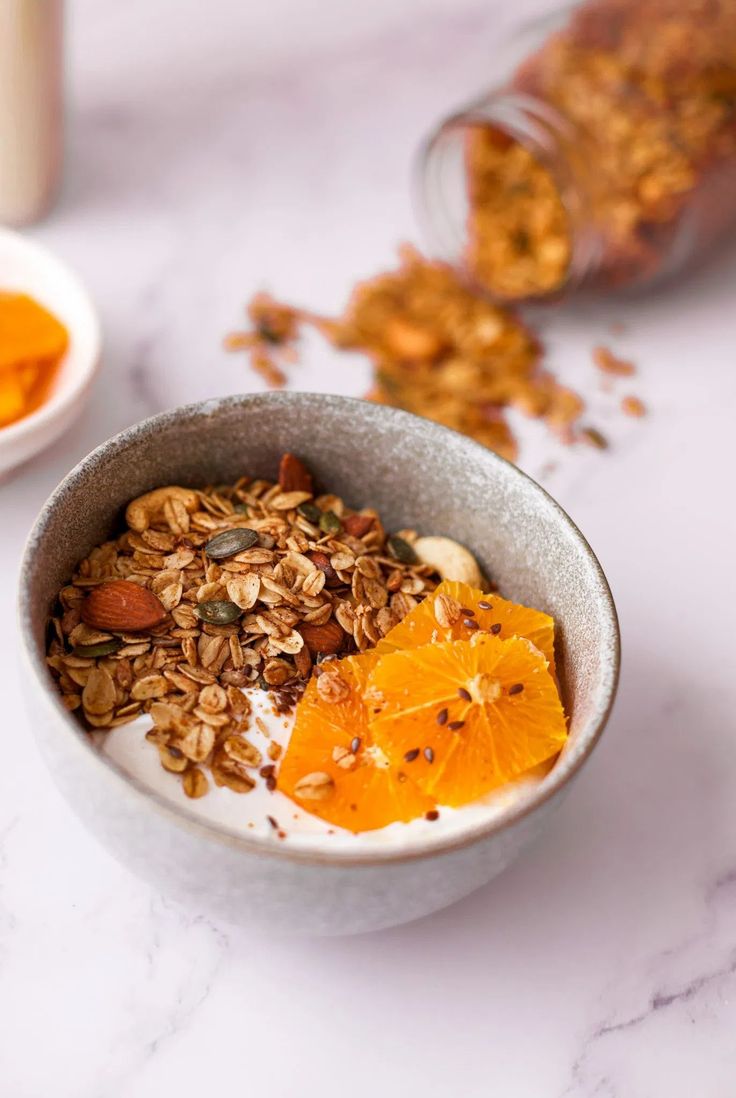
[579,426,609,450]
[621,395,647,418]
[592,345,636,377]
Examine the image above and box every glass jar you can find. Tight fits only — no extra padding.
[416,0,736,302]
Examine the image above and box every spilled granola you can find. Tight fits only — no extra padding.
[226,247,587,461]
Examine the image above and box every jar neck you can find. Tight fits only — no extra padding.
[415,91,604,302]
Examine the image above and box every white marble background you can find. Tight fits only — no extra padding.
[2,0,736,1094]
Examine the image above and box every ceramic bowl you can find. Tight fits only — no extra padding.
[18,392,619,934]
[0,228,101,476]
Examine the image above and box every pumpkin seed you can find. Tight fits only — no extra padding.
[233,502,250,515]
[298,501,322,524]
[387,535,418,564]
[71,639,123,658]
[195,600,243,625]
[319,510,342,536]
[204,527,259,559]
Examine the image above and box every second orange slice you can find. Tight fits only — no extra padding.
[367,633,567,806]
[376,579,556,671]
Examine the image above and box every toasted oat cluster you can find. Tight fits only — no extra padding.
[466,0,736,298]
[45,454,439,800]
[226,247,586,461]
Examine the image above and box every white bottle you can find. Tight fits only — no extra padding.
[0,0,63,227]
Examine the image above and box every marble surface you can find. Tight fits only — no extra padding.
[2,0,736,1093]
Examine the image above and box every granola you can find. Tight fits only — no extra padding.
[465,130,571,300]
[226,247,587,461]
[45,456,440,798]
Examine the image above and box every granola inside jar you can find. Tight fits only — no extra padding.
[416,0,736,302]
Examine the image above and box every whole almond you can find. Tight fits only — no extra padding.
[308,550,340,588]
[81,580,167,632]
[294,643,313,678]
[279,453,313,493]
[298,619,344,657]
[343,513,375,538]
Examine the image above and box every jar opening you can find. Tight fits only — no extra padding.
[415,93,601,303]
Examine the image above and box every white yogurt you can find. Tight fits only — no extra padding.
[98,688,549,852]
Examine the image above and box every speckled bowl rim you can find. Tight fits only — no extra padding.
[18,393,620,867]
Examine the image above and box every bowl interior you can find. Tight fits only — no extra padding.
[20,392,619,855]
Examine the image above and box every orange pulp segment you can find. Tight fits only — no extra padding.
[376,578,556,671]
[278,651,434,831]
[0,292,68,371]
[0,293,69,427]
[367,633,567,806]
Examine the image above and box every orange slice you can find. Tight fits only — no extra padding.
[278,651,434,831]
[0,292,68,372]
[376,578,556,671]
[368,633,567,806]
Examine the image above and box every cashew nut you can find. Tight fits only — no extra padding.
[413,535,483,587]
[125,486,200,532]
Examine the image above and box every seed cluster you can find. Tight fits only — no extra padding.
[46,456,438,800]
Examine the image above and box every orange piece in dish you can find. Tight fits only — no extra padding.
[0,292,68,371]
[376,578,556,671]
[278,651,434,832]
[368,633,567,806]
[0,293,68,427]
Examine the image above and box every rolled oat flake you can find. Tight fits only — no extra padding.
[205,527,259,559]
[71,639,123,658]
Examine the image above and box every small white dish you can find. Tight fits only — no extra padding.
[0,227,101,475]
